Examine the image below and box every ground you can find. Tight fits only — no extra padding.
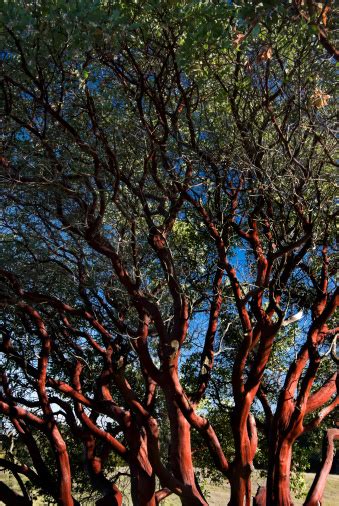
[160,473,339,506]
[0,470,338,505]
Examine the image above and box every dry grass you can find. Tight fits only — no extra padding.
[0,470,338,505]
[161,472,339,506]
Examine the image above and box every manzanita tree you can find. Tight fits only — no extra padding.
[0,1,337,505]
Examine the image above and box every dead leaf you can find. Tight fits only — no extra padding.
[244,59,253,73]
[257,46,273,62]
[322,6,330,26]
[311,88,331,108]
[177,99,185,114]
[233,32,246,48]
[314,3,330,25]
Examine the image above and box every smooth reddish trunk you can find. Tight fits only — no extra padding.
[87,460,123,506]
[253,486,266,506]
[57,457,73,506]
[304,429,339,506]
[155,488,172,503]
[128,427,156,506]
[166,395,208,506]
[49,428,74,506]
[85,438,123,506]
[228,462,251,506]
[129,461,156,506]
[228,410,255,506]
[95,486,122,506]
[267,440,293,506]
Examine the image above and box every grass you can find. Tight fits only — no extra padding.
[160,472,339,506]
[0,469,338,505]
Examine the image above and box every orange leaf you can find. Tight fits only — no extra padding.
[311,88,331,108]
[257,46,272,62]
[233,33,246,48]
[322,6,330,26]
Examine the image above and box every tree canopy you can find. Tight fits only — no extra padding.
[0,1,337,505]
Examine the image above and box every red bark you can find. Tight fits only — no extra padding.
[267,440,294,506]
[228,416,255,506]
[266,284,338,506]
[20,303,74,506]
[155,488,172,503]
[304,428,339,506]
[228,464,252,506]
[305,373,337,414]
[85,441,123,506]
[166,397,208,506]
[129,460,156,506]
[228,400,258,505]
[253,486,266,506]
[127,426,156,506]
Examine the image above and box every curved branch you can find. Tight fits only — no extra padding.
[0,481,31,506]
[305,373,337,414]
[304,428,339,506]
